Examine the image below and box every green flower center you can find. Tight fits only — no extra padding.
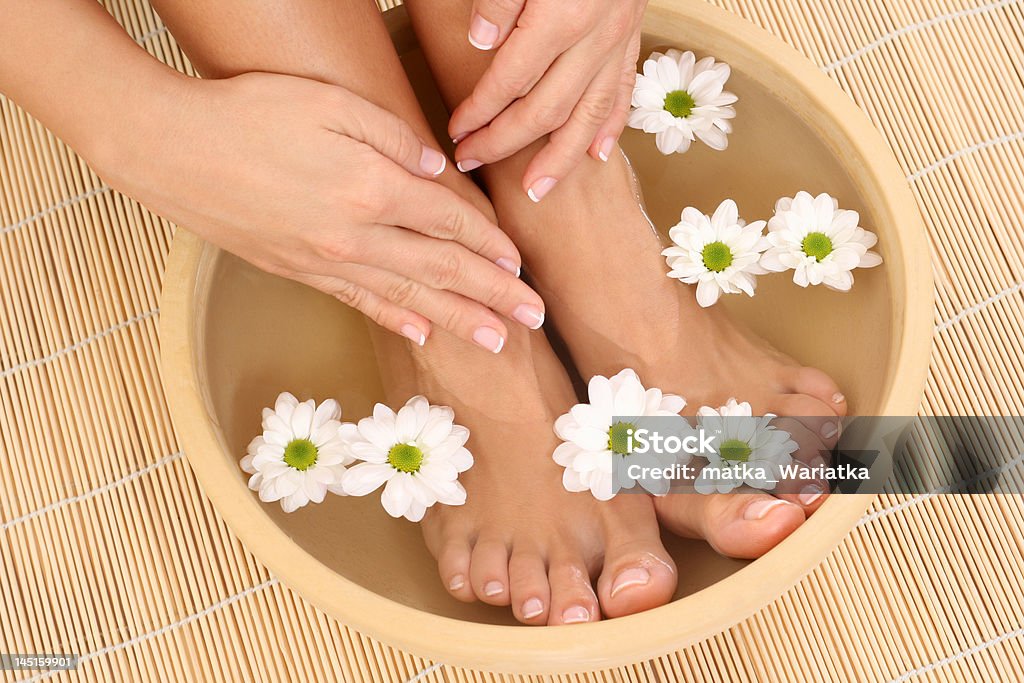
[802,232,834,261]
[388,443,424,473]
[283,438,318,471]
[663,89,696,118]
[608,421,637,456]
[702,241,734,272]
[718,438,752,463]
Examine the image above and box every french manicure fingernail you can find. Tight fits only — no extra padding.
[744,499,792,521]
[419,147,447,176]
[451,132,469,144]
[495,257,521,277]
[400,324,426,347]
[472,326,505,353]
[483,580,504,597]
[562,605,590,624]
[610,567,650,598]
[468,13,499,50]
[799,485,825,507]
[832,392,846,404]
[527,177,557,203]
[597,136,616,162]
[522,597,544,619]
[448,574,465,591]
[512,304,545,330]
[821,421,839,440]
[456,158,483,172]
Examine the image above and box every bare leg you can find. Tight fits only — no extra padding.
[404,0,847,556]
[152,0,678,622]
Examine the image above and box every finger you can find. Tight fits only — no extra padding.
[521,55,623,200]
[469,0,526,50]
[327,89,448,178]
[589,36,641,162]
[349,225,546,332]
[449,21,573,144]
[299,273,432,346]
[330,263,514,353]
[381,172,523,275]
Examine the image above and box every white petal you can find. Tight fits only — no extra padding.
[381,475,413,518]
[342,462,392,496]
[696,278,723,307]
[290,401,315,439]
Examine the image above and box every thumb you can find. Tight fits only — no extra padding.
[469,0,527,50]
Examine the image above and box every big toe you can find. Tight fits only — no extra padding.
[783,366,848,416]
[655,493,806,560]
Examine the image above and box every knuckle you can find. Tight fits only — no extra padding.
[439,305,464,333]
[312,235,352,263]
[333,281,364,308]
[429,248,464,289]
[577,98,612,128]
[387,119,419,165]
[494,74,529,100]
[482,274,514,308]
[532,103,571,132]
[433,203,466,241]
[385,277,421,308]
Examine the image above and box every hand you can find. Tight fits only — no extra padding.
[97,72,545,352]
[450,0,647,201]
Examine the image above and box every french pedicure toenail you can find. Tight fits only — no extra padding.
[472,326,505,353]
[419,147,447,176]
[821,421,839,439]
[522,597,544,620]
[799,485,825,507]
[495,257,521,277]
[483,581,504,597]
[400,324,426,347]
[610,567,651,598]
[468,13,499,50]
[512,304,545,330]
[527,177,557,203]
[832,392,846,404]
[743,499,793,521]
[562,606,591,624]
[456,159,483,172]
[448,575,466,591]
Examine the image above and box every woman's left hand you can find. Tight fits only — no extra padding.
[449,0,647,201]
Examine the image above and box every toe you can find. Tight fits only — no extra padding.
[437,539,476,603]
[546,553,601,625]
[784,366,847,416]
[596,500,677,618]
[508,547,551,625]
[654,493,806,560]
[773,394,843,450]
[769,418,830,513]
[468,537,511,606]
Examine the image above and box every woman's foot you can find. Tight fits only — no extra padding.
[375,328,678,623]
[482,149,847,559]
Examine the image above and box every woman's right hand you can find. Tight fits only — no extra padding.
[94,71,543,352]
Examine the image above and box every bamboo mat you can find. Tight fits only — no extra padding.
[2,0,1024,681]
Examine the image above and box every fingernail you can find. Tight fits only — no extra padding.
[597,136,616,162]
[832,392,846,404]
[483,580,504,597]
[451,132,469,144]
[562,605,590,624]
[743,498,792,521]
[821,421,839,440]
[468,13,499,50]
[419,147,447,176]
[456,158,483,173]
[527,177,557,203]
[472,326,505,353]
[799,485,825,507]
[610,567,650,598]
[522,597,544,619]
[512,304,545,330]
[400,324,426,346]
[495,257,521,277]
[448,574,465,591]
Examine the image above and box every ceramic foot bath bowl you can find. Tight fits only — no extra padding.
[161,1,932,674]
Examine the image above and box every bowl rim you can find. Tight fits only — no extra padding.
[159,0,933,674]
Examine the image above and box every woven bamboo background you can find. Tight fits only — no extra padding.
[2,0,1023,680]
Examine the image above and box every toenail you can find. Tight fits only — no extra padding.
[832,392,846,404]
[448,574,465,591]
[522,598,544,619]
[821,421,839,439]
[610,567,650,598]
[562,605,590,624]
[512,304,545,329]
[799,485,824,507]
[483,580,504,597]
[743,499,793,521]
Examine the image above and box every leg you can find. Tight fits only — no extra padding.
[152,0,677,621]
[404,0,844,557]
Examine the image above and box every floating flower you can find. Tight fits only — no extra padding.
[663,199,769,307]
[628,49,738,155]
[760,191,883,291]
[553,369,686,500]
[240,392,355,513]
[341,396,473,522]
[693,399,797,494]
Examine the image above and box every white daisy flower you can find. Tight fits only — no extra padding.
[694,399,797,494]
[662,199,770,307]
[553,369,686,500]
[341,396,473,522]
[760,191,883,291]
[240,392,355,513]
[628,49,738,155]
